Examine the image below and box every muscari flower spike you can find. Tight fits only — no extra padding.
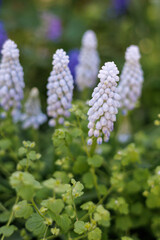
[118,45,143,114]
[22,88,47,129]
[87,62,121,145]
[76,30,100,91]
[47,49,74,127]
[0,39,24,113]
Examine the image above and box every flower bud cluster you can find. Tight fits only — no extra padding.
[118,45,143,113]
[22,88,47,129]
[76,30,100,91]
[87,62,120,145]
[0,39,24,112]
[47,49,74,126]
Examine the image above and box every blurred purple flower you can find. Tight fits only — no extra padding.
[41,13,62,42]
[47,16,62,41]
[112,0,130,16]
[68,49,79,81]
[0,21,8,53]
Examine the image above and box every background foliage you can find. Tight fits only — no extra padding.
[0,0,160,240]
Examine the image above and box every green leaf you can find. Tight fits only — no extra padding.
[88,227,102,240]
[26,213,46,236]
[72,180,84,198]
[74,221,86,235]
[73,156,89,174]
[97,185,107,196]
[10,171,41,200]
[0,225,17,237]
[14,200,33,219]
[41,198,64,215]
[56,214,71,232]
[87,155,103,168]
[18,147,27,157]
[94,205,110,227]
[81,201,96,212]
[65,205,75,219]
[43,178,69,193]
[53,171,70,183]
[70,128,82,138]
[28,151,37,161]
[82,172,94,189]
[106,197,129,215]
[0,211,10,223]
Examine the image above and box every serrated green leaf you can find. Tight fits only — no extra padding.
[0,225,17,237]
[56,214,71,232]
[106,197,129,215]
[94,205,110,227]
[14,200,33,219]
[88,227,101,240]
[26,213,46,236]
[41,198,64,215]
[72,181,84,198]
[87,155,103,168]
[28,151,37,161]
[10,171,41,200]
[74,221,86,235]
[43,178,69,193]
[81,201,96,212]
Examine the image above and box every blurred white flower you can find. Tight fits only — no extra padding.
[0,39,24,113]
[76,30,100,91]
[22,88,47,129]
[118,45,143,113]
[47,49,74,126]
[87,61,121,145]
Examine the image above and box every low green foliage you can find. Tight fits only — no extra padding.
[0,102,160,240]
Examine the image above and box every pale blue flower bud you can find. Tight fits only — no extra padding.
[47,49,74,126]
[87,62,120,145]
[0,39,24,113]
[76,30,100,91]
[118,45,143,113]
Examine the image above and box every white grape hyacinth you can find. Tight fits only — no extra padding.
[47,49,74,127]
[118,45,144,114]
[0,39,24,113]
[22,88,47,129]
[87,62,121,145]
[76,30,100,91]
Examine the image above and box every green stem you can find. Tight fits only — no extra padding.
[98,186,113,205]
[31,198,45,219]
[76,116,89,157]
[46,235,58,240]
[90,138,97,157]
[1,195,19,240]
[90,167,100,200]
[72,233,88,240]
[43,225,49,239]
